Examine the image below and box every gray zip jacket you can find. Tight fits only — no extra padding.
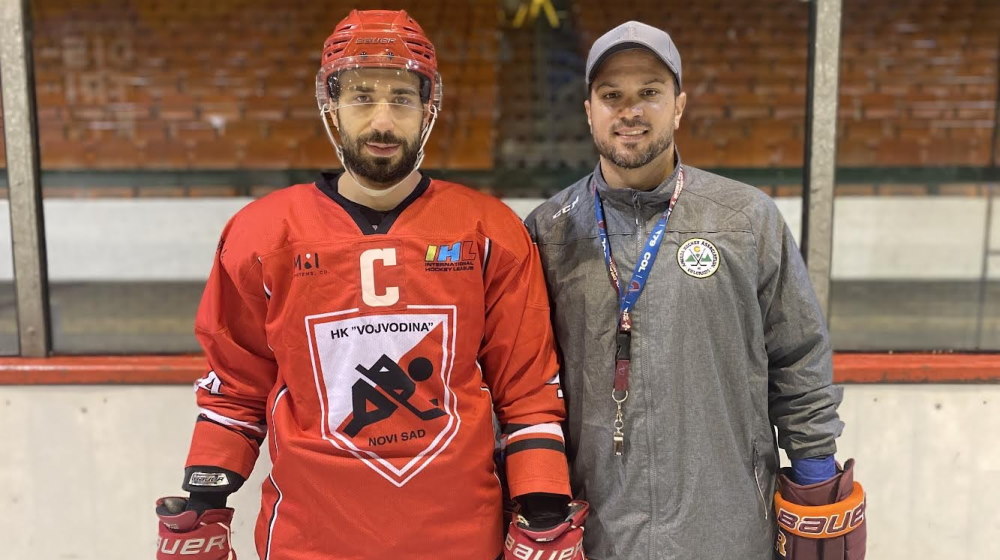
[524,161,844,560]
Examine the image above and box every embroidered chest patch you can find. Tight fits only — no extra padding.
[677,238,720,278]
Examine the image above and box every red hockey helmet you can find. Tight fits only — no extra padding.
[316,10,443,111]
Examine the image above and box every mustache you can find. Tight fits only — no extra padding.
[357,131,408,146]
[612,118,651,132]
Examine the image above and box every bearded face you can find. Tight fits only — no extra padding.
[340,128,421,186]
[592,115,675,169]
[586,49,686,173]
[331,67,427,187]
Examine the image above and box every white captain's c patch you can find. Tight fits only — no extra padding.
[677,238,721,278]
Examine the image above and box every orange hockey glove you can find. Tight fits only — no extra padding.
[774,459,867,560]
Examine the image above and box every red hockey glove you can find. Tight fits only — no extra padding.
[504,500,589,560]
[156,497,236,560]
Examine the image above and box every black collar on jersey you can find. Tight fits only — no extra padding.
[315,171,431,235]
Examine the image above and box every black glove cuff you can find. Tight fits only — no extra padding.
[516,492,570,529]
[185,491,231,512]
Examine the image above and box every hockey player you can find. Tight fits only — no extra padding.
[524,21,866,560]
[155,10,586,560]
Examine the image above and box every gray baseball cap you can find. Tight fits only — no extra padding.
[586,21,682,91]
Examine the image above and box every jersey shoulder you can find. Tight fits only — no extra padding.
[426,179,533,254]
[218,183,321,263]
[427,179,519,221]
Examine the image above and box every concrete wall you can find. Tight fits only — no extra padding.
[1,384,997,559]
[1,195,998,281]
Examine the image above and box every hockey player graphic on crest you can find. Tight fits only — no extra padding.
[341,353,446,438]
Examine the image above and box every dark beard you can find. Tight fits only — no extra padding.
[341,130,420,185]
[594,122,674,170]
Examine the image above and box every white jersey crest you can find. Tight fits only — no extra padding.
[306,306,461,487]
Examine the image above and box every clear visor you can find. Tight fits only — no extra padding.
[315,56,442,113]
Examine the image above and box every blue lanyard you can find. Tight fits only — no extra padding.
[593,167,685,334]
[593,166,685,455]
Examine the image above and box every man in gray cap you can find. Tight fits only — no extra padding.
[524,21,867,560]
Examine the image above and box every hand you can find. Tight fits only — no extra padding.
[504,500,589,560]
[156,497,236,560]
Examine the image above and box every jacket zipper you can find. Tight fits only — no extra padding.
[631,190,655,558]
[752,439,769,519]
[632,191,642,229]
[632,192,643,272]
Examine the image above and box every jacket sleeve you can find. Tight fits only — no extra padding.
[757,201,844,460]
[479,217,572,499]
[184,216,278,489]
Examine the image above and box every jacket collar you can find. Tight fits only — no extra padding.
[592,151,684,211]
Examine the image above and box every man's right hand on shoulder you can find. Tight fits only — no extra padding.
[156,497,236,560]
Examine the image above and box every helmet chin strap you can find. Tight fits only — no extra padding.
[320,103,439,199]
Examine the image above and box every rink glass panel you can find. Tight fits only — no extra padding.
[827,0,1000,351]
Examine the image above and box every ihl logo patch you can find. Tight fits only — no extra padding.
[305,306,459,486]
[424,241,477,272]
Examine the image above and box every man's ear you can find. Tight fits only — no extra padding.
[584,99,592,130]
[674,91,687,129]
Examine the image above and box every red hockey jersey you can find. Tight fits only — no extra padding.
[185,173,570,560]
